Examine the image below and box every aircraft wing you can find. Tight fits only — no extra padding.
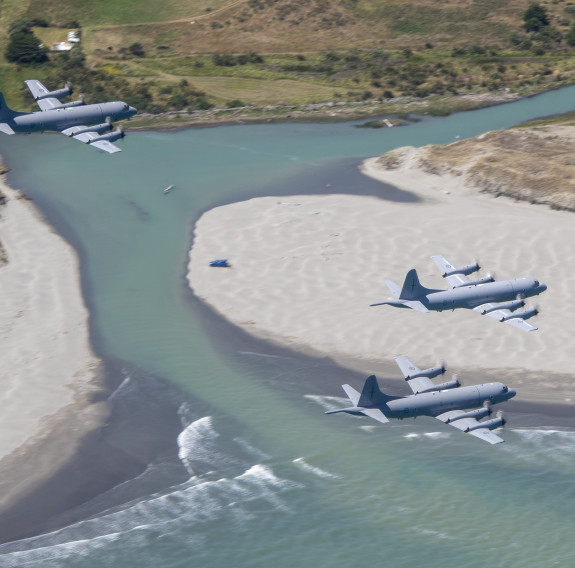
[60,128,122,154]
[435,410,504,444]
[431,255,470,288]
[473,303,537,332]
[25,80,62,111]
[394,355,435,395]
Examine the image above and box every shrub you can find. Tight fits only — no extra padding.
[523,3,549,33]
[5,29,48,64]
[128,43,145,57]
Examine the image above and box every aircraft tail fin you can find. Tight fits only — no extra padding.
[357,375,395,407]
[0,92,18,134]
[384,279,401,300]
[399,268,433,300]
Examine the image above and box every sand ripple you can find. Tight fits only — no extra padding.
[188,158,575,387]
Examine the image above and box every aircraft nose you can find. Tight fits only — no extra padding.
[128,106,137,117]
[539,283,547,293]
[507,388,517,399]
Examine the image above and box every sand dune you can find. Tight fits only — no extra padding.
[188,147,575,403]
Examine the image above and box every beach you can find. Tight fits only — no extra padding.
[188,144,575,405]
[0,181,108,540]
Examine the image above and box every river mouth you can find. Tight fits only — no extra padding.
[1,89,575,565]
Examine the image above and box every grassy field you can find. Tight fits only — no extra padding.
[1,0,575,121]
[25,0,230,26]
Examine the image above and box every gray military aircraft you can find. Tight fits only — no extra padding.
[0,80,137,154]
[370,255,547,331]
[326,355,516,444]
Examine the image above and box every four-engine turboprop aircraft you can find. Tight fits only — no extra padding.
[0,80,137,154]
[370,255,547,331]
[326,355,516,444]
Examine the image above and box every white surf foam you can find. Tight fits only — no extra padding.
[0,463,302,564]
[304,394,349,412]
[504,428,575,465]
[293,457,342,480]
[423,431,452,440]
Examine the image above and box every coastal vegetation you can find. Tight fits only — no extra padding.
[2,1,575,124]
[378,121,575,212]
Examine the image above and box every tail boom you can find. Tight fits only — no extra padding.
[370,299,429,313]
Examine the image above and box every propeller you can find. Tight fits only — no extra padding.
[482,400,492,414]
[452,373,462,387]
[496,410,506,427]
[65,81,73,96]
[486,271,495,281]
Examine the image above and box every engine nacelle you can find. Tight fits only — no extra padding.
[502,307,537,322]
[406,364,445,380]
[90,128,124,143]
[446,406,491,423]
[418,379,460,394]
[467,275,494,286]
[71,122,112,137]
[59,99,85,109]
[480,299,524,315]
[37,83,72,100]
[465,413,505,432]
[442,262,480,277]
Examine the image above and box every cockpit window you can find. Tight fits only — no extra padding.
[123,104,129,111]
[502,386,508,393]
[534,280,539,287]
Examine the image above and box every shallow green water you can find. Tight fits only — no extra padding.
[0,88,575,567]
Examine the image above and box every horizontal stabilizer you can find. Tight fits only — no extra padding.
[325,406,390,424]
[0,123,15,135]
[361,408,390,424]
[342,384,360,406]
[370,299,429,312]
[384,279,401,300]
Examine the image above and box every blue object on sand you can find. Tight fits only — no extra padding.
[209,259,230,267]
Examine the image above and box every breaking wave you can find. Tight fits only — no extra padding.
[293,457,342,480]
[0,412,304,566]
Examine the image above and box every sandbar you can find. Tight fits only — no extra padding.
[0,180,107,540]
[188,143,575,405]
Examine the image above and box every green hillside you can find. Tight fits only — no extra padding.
[1,0,575,125]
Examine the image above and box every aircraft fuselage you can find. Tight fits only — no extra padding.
[423,278,546,311]
[380,382,515,419]
[10,102,136,133]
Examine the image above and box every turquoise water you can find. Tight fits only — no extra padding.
[1,87,575,566]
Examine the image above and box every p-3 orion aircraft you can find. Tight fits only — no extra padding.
[371,255,547,331]
[326,355,516,444]
[0,80,137,154]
